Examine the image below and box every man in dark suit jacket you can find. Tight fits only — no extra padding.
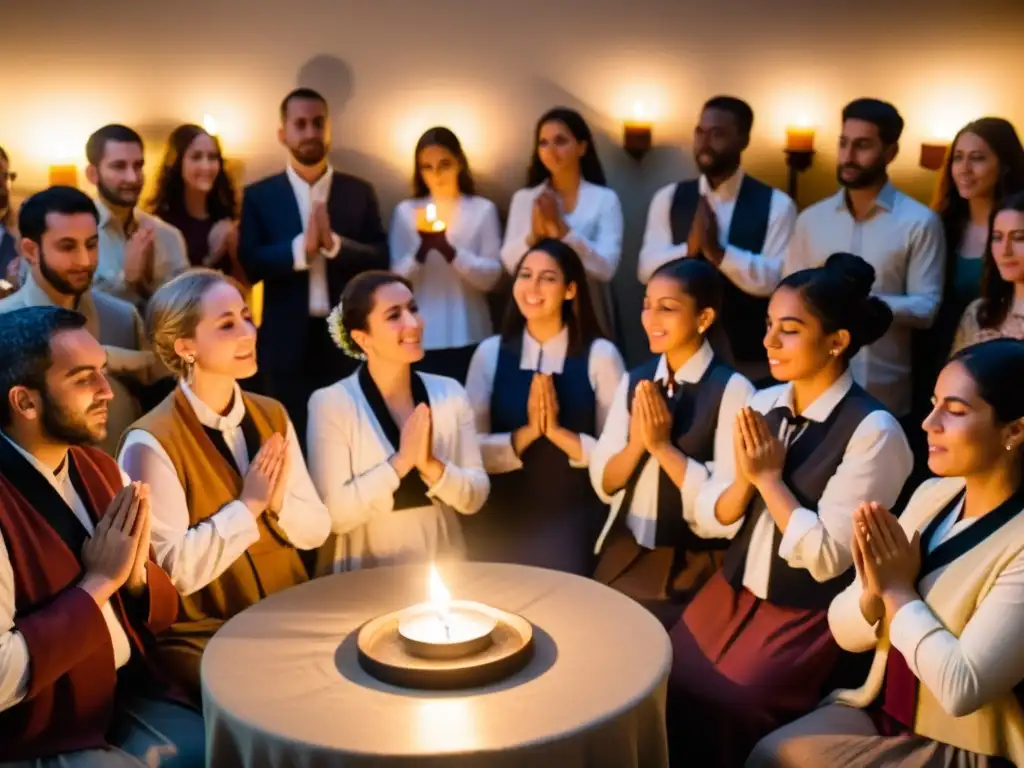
[239,88,388,446]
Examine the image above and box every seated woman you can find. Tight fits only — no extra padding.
[389,127,503,383]
[665,253,914,766]
[590,259,754,627]
[308,271,489,572]
[749,338,1024,768]
[149,124,244,279]
[953,191,1024,353]
[117,268,331,702]
[464,238,623,575]
[501,108,623,335]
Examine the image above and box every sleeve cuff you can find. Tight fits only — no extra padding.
[425,463,451,500]
[569,434,596,468]
[211,500,262,544]
[680,459,708,523]
[292,234,310,271]
[888,599,943,676]
[481,434,524,474]
[324,233,342,259]
[693,484,744,539]
[778,506,820,561]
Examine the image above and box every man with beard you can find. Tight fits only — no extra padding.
[0,306,204,766]
[638,96,797,380]
[785,98,945,419]
[238,87,387,444]
[0,187,168,455]
[85,124,189,308]
[0,146,20,290]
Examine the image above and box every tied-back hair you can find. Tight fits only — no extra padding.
[649,259,734,366]
[412,127,476,198]
[931,118,1024,307]
[949,337,1024,425]
[148,124,238,223]
[146,268,246,379]
[977,191,1024,330]
[777,252,893,363]
[527,108,607,188]
[337,271,415,356]
[500,238,605,357]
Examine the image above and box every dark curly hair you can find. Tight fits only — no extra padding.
[147,124,237,223]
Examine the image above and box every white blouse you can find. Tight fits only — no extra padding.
[117,382,331,596]
[465,327,625,475]
[308,370,489,572]
[589,341,754,552]
[390,195,504,349]
[694,370,913,600]
[500,181,623,281]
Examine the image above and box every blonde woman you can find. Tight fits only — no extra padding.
[116,268,330,703]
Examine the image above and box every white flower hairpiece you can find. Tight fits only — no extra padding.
[327,302,366,360]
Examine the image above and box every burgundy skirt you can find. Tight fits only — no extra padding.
[666,571,840,767]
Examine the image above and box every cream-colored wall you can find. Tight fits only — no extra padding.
[3,0,1022,359]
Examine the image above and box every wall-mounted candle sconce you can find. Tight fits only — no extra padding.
[623,102,653,161]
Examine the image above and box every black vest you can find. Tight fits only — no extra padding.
[620,354,734,550]
[669,175,773,363]
[721,383,887,610]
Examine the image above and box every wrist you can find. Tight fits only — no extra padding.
[242,497,266,518]
[80,573,117,606]
[390,453,414,478]
[752,471,783,491]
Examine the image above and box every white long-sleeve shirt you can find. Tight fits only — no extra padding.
[589,341,754,552]
[0,435,133,712]
[465,328,625,474]
[117,381,330,596]
[637,171,797,294]
[784,181,946,416]
[389,195,503,349]
[694,370,912,599]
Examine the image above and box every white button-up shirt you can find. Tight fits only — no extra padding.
[784,181,946,416]
[286,164,343,317]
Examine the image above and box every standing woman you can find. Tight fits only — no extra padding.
[464,238,624,575]
[389,127,503,383]
[308,271,489,572]
[590,259,754,627]
[502,108,623,335]
[665,253,914,766]
[750,339,1024,768]
[953,191,1024,352]
[117,269,331,703]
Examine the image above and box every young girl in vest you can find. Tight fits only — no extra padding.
[665,252,914,766]
[117,268,331,703]
[590,259,754,627]
[749,338,1024,768]
[464,238,624,575]
[308,271,489,572]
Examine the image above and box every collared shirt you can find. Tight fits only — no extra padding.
[465,327,625,474]
[0,434,134,712]
[784,181,946,416]
[590,340,754,551]
[285,163,343,317]
[92,199,190,307]
[117,381,331,596]
[638,170,797,295]
[695,370,913,600]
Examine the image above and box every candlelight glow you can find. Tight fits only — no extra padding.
[428,565,451,614]
[631,101,651,123]
[422,204,446,233]
[203,113,220,136]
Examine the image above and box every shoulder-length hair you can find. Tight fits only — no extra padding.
[412,126,475,198]
[977,190,1024,330]
[500,238,605,355]
[148,124,238,223]
[526,108,607,188]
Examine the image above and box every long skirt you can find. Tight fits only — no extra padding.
[746,703,1014,768]
[666,572,840,767]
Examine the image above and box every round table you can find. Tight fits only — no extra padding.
[201,562,671,767]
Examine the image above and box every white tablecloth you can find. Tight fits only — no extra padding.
[201,562,671,767]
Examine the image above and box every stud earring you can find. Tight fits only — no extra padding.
[829,349,839,357]
[1007,443,1015,452]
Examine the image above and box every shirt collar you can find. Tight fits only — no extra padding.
[773,369,854,423]
[833,179,897,215]
[179,380,246,432]
[654,340,714,386]
[698,168,745,202]
[94,197,150,234]
[522,326,569,371]
[20,274,100,334]
[286,162,335,193]
[1,432,69,492]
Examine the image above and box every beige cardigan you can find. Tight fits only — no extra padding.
[825,476,1024,762]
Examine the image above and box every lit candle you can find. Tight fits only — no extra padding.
[397,565,496,659]
[420,203,447,233]
[785,125,816,152]
[48,143,78,187]
[202,113,220,136]
[623,101,654,158]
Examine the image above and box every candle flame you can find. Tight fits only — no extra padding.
[631,101,649,121]
[428,565,451,613]
[425,203,437,222]
[203,114,220,136]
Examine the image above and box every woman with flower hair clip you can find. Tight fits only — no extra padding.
[308,270,489,572]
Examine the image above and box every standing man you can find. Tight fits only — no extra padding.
[638,96,796,381]
[0,146,20,291]
[785,98,945,420]
[85,124,189,308]
[238,87,388,443]
[0,306,204,766]
[0,186,169,454]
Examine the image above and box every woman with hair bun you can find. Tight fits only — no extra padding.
[664,252,914,766]
[117,268,331,703]
[307,270,489,573]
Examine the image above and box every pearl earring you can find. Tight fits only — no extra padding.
[829,349,839,357]
[1007,443,1015,452]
